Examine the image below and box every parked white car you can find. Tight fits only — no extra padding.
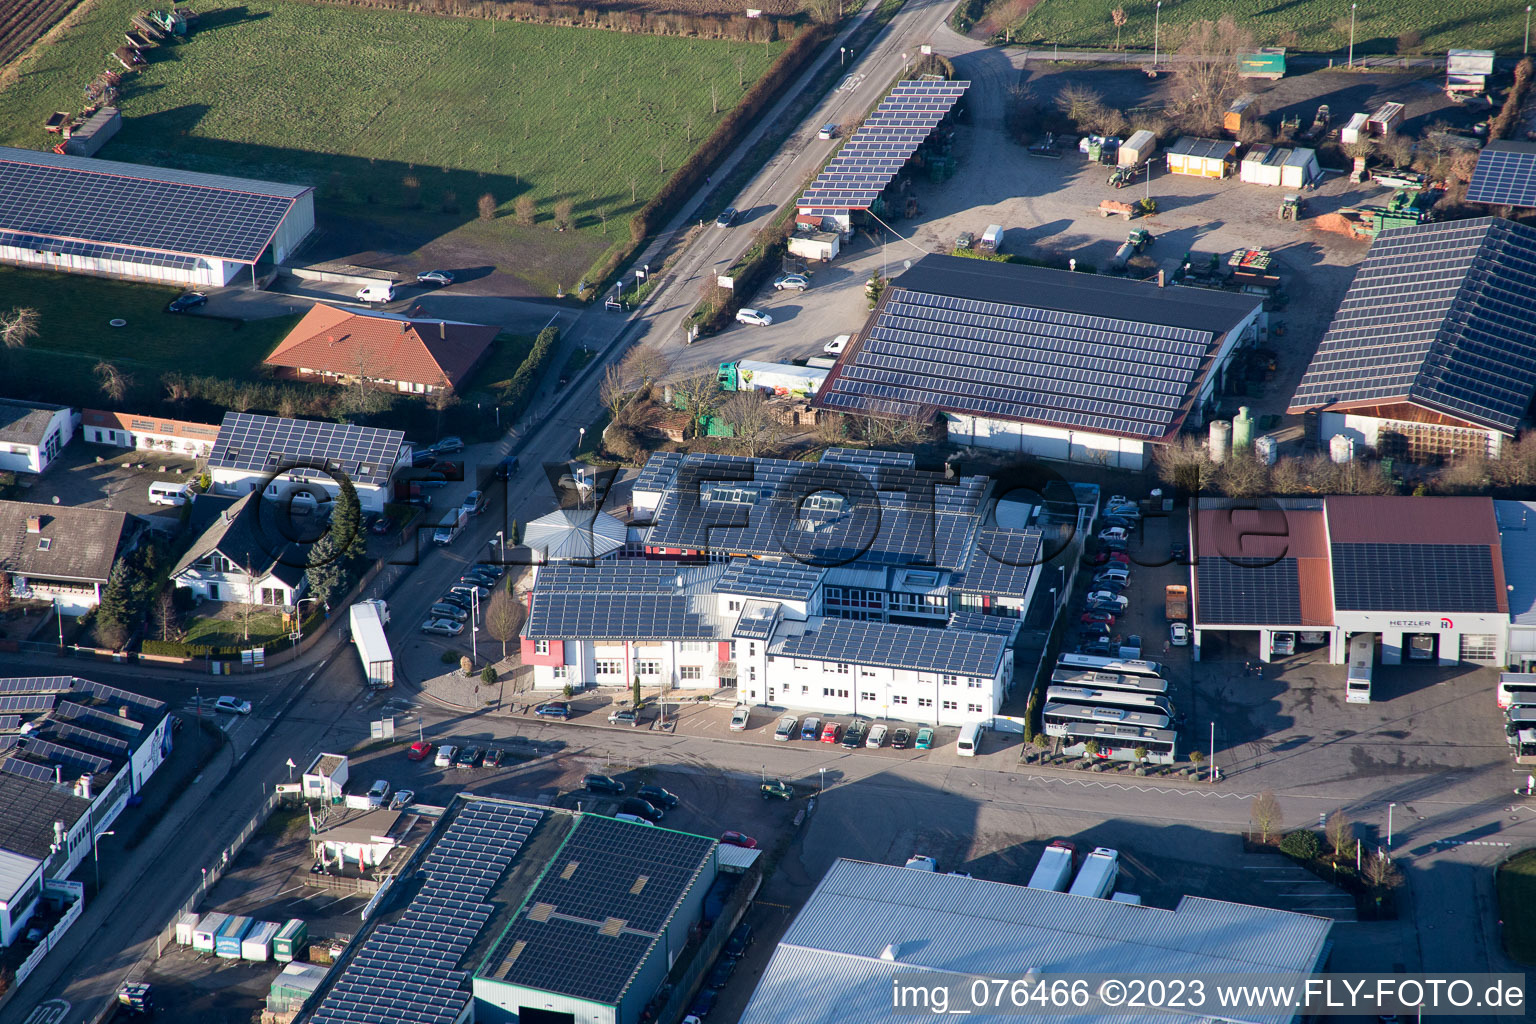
[434,745,457,768]
[823,334,851,356]
[213,696,251,715]
[773,714,797,741]
[1170,622,1190,646]
[735,308,773,326]
[730,705,751,731]
[367,779,391,808]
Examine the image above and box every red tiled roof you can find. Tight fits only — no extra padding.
[1324,496,1501,546]
[263,304,498,390]
[82,409,221,441]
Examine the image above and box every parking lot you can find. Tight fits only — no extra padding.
[28,442,199,526]
[680,61,1491,445]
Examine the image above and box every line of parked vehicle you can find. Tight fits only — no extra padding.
[1077,496,1146,659]
[421,560,505,636]
[770,713,935,751]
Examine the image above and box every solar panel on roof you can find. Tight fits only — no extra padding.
[208,412,405,488]
[2,758,58,784]
[0,146,307,263]
[1467,144,1536,207]
[0,694,57,713]
[800,82,968,211]
[1196,557,1303,625]
[0,677,70,694]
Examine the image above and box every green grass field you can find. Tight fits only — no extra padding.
[0,266,297,407]
[1006,0,1528,55]
[0,0,785,292]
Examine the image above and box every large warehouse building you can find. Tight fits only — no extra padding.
[737,859,1333,1024]
[1190,496,1510,666]
[1288,218,1536,461]
[814,255,1264,469]
[0,146,314,287]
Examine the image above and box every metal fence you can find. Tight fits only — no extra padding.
[653,867,762,1024]
[154,789,286,956]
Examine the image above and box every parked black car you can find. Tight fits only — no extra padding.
[454,747,483,768]
[535,702,571,719]
[891,728,911,749]
[619,797,663,822]
[637,784,679,809]
[706,958,736,989]
[583,773,625,794]
[723,921,754,959]
[485,748,505,768]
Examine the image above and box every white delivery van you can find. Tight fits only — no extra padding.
[956,720,985,757]
[148,481,195,506]
[356,282,397,303]
[434,508,468,546]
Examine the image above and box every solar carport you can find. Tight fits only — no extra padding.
[0,146,314,287]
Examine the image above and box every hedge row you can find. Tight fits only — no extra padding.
[319,0,797,40]
[585,21,836,293]
[503,326,562,422]
[142,639,250,659]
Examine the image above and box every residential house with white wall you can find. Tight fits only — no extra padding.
[0,400,73,476]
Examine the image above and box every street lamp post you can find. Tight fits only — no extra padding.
[1348,3,1357,68]
[1153,1,1161,67]
[818,767,826,795]
[1527,6,1532,54]
[470,588,480,666]
[417,714,425,744]
[93,829,116,894]
[1387,802,1396,848]
[840,46,847,65]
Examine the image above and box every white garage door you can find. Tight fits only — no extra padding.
[1459,634,1499,663]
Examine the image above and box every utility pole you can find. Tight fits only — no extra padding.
[1348,3,1357,68]
[1527,6,1532,55]
[1153,1,1161,67]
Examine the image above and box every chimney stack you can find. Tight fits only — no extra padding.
[439,321,446,340]
[1157,269,1166,288]
[25,516,42,533]
[119,704,130,719]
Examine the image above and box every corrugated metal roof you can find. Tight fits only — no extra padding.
[1496,501,1536,625]
[0,847,40,905]
[1325,496,1501,546]
[737,860,1331,1024]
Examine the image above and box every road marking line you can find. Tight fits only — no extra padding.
[1432,839,1511,847]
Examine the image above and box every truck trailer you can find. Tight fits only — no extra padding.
[717,361,827,397]
[349,600,393,689]
[1067,847,1120,899]
[1027,841,1076,891]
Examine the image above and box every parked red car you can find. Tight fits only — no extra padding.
[719,831,758,849]
[819,722,842,743]
[406,741,433,761]
[1081,611,1116,626]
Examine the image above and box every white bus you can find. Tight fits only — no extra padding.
[1046,685,1174,717]
[1050,668,1169,695]
[1346,633,1374,705]
[1042,701,1171,735]
[1056,721,1178,764]
[1497,673,1536,710]
[1057,653,1163,677]
[957,720,985,757]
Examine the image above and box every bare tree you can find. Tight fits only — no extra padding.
[427,386,458,435]
[600,363,629,419]
[1,306,40,350]
[1111,7,1127,49]
[94,360,133,405]
[671,369,720,438]
[1213,452,1269,498]
[1151,435,1215,495]
[1250,789,1283,842]
[477,192,498,220]
[1325,809,1352,860]
[515,195,536,227]
[151,588,181,642]
[1171,16,1255,135]
[722,390,781,457]
[1363,849,1402,888]
[484,587,524,659]
[815,412,849,446]
[554,199,575,231]
[621,345,671,388]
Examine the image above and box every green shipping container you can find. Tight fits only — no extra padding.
[273,918,308,963]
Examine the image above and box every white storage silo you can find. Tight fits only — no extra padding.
[1254,434,1278,465]
[1209,420,1232,463]
[1330,434,1355,464]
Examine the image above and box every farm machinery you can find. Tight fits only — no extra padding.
[1098,199,1137,220]
[1109,228,1155,271]
[1107,164,1141,188]
[1277,194,1306,220]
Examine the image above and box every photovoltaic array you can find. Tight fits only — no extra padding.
[768,617,1006,677]
[799,80,968,212]
[208,412,405,488]
[0,145,310,263]
[820,278,1216,437]
[1290,217,1536,434]
[488,815,717,1005]
[311,801,543,1024]
[715,557,825,601]
[1195,557,1302,625]
[1466,142,1536,208]
[1330,543,1498,612]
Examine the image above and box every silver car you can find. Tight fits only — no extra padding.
[429,603,468,622]
[421,619,464,636]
